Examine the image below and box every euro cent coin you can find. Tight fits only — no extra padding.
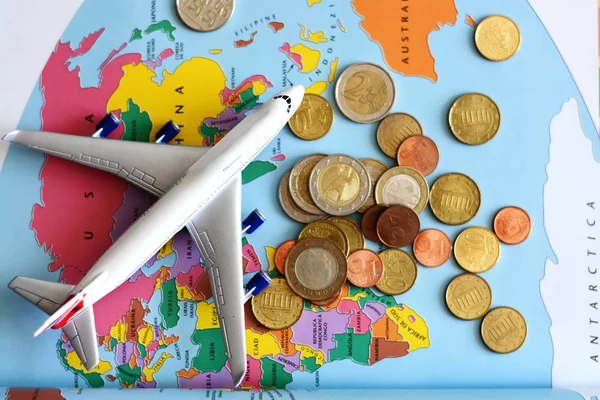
[285,238,348,301]
[449,93,500,145]
[309,154,371,216]
[278,169,326,224]
[429,173,481,225]
[327,217,365,254]
[413,229,452,267]
[397,135,439,176]
[288,94,334,140]
[251,277,303,330]
[361,205,387,243]
[376,205,420,248]
[376,249,417,295]
[475,15,521,62]
[347,250,384,288]
[335,63,395,123]
[377,113,423,158]
[289,154,328,216]
[358,158,388,213]
[493,206,531,245]
[481,307,527,353]
[375,166,429,214]
[275,240,296,275]
[176,0,234,32]
[454,227,501,274]
[298,220,349,257]
[445,273,492,320]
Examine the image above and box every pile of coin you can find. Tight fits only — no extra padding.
[259,13,530,353]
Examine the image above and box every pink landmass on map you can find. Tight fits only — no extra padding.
[32,29,144,284]
[271,154,286,162]
[242,243,261,273]
[278,43,303,70]
[30,29,159,336]
[219,75,272,104]
[175,265,205,294]
[241,355,262,389]
[339,299,372,334]
[99,42,128,71]
[143,48,175,71]
[95,271,159,336]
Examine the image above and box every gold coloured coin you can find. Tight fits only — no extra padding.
[481,307,527,353]
[176,0,234,32]
[358,158,388,213]
[298,220,349,257]
[288,94,334,140]
[475,15,521,62]
[375,166,429,214]
[446,274,492,320]
[335,62,395,123]
[278,169,326,224]
[376,113,423,158]
[430,173,480,225]
[251,278,304,329]
[328,217,365,254]
[376,249,417,295]
[454,227,501,274]
[309,154,371,216]
[449,93,500,145]
[289,154,328,216]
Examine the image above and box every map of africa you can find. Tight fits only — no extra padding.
[0,0,598,391]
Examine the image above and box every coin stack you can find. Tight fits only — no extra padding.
[258,14,529,353]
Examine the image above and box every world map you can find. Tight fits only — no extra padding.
[1,0,597,391]
[12,0,449,389]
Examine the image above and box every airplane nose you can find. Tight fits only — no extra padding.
[282,85,305,113]
[270,85,305,115]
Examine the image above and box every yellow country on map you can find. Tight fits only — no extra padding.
[295,344,325,365]
[246,329,282,359]
[196,301,220,330]
[386,305,430,351]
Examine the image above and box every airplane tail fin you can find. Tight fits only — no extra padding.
[8,276,100,370]
[9,271,108,337]
[8,276,74,315]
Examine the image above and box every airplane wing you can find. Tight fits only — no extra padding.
[9,277,98,370]
[4,130,210,195]
[4,129,247,385]
[186,174,246,387]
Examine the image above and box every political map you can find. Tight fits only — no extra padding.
[0,0,598,393]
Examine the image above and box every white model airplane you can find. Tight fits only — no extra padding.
[4,85,305,387]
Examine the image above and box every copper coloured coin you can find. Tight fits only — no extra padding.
[493,206,531,244]
[275,240,296,275]
[361,205,387,243]
[347,250,384,287]
[311,288,343,307]
[376,205,420,248]
[413,229,452,267]
[397,136,439,176]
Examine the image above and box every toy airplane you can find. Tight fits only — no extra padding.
[3,85,305,387]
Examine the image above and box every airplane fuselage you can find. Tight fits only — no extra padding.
[70,89,299,308]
